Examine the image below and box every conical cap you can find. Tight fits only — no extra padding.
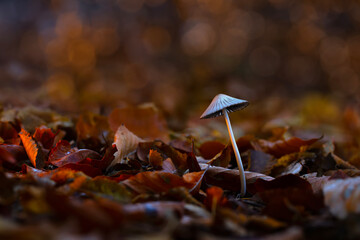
[200,94,249,119]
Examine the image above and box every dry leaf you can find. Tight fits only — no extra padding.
[323,177,360,219]
[110,125,143,168]
[123,171,204,195]
[19,129,45,169]
[108,104,169,141]
[257,137,320,158]
[205,166,274,192]
[198,141,225,159]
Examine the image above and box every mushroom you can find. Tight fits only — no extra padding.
[200,94,249,196]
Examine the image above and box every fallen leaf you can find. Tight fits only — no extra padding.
[323,177,360,219]
[247,150,276,175]
[108,104,169,141]
[48,140,101,167]
[79,176,133,203]
[123,171,204,195]
[208,145,232,168]
[76,112,111,151]
[59,163,103,177]
[198,141,225,160]
[149,149,164,169]
[153,141,189,172]
[205,166,274,192]
[169,139,192,153]
[257,137,320,158]
[0,121,20,144]
[254,174,324,221]
[19,129,45,169]
[33,126,56,149]
[204,186,228,211]
[110,125,143,168]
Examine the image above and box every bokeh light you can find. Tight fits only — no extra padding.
[0,0,360,129]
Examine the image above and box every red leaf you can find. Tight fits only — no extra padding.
[48,140,75,162]
[84,145,117,170]
[48,140,101,167]
[0,144,26,163]
[50,149,101,167]
[19,129,45,169]
[33,126,56,149]
[59,163,103,178]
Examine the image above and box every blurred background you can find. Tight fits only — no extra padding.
[1,0,360,130]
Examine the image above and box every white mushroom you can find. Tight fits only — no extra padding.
[200,94,249,197]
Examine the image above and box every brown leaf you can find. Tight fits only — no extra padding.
[254,174,324,221]
[19,129,45,169]
[76,112,111,151]
[208,145,232,168]
[257,137,320,157]
[247,150,276,175]
[154,141,189,172]
[108,104,169,141]
[123,171,204,195]
[205,166,274,192]
[169,139,192,153]
[0,121,20,145]
[236,134,255,153]
[198,141,225,160]
[110,125,143,168]
[323,177,360,219]
[149,149,164,169]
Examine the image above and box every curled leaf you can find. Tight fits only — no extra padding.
[110,125,143,168]
[19,129,45,169]
[48,140,101,167]
[33,126,56,149]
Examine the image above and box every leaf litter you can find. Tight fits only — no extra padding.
[0,103,360,239]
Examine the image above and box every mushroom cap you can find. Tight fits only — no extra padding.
[200,94,249,119]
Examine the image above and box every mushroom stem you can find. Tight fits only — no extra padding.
[223,109,246,196]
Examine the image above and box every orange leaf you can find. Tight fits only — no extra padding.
[204,186,228,210]
[149,149,164,169]
[19,129,45,169]
[108,104,169,141]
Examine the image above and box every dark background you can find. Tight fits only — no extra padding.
[0,0,359,129]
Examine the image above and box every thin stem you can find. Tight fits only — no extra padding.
[223,109,246,197]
